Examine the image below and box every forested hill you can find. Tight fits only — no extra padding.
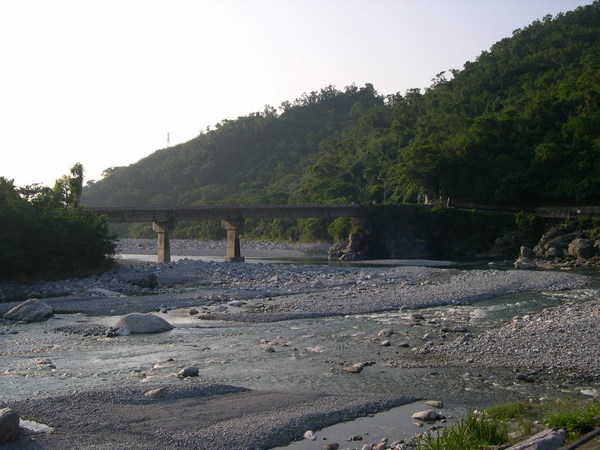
[82,2,600,208]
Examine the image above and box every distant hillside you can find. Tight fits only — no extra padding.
[83,2,599,210]
[82,85,382,207]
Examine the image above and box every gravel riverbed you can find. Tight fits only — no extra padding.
[0,239,598,449]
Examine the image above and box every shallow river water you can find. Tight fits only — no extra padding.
[2,256,599,448]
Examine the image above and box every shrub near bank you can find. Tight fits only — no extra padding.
[417,398,600,449]
[0,166,117,280]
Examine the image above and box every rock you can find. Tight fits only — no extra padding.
[105,326,131,337]
[304,430,317,441]
[398,342,410,347]
[514,257,537,270]
[381,340,391,347]
[189,308,199,315]
[534,224,578,256]
[178,366,199,378]
[114,313,173,334]
[3,299,53,322]
[505,427,565,449]
[347,434,363,441]
[228,300,246,307]
[519,246,536,259]
[87,288,122,297]
[545,247,562,259]
[144,387,168,398]
[0,407,19,444]
[425,400,444,408]
[580,389,599,397]
[321,444,339,450]
[128,273,158,289]
[412,410,444,421]
[568,238,596,260]
[452,326,468,332]
[378,328,394,337]
[343,363,365,373]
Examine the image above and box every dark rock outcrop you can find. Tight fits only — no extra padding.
[516,225,600,269]
[0,407,19,444]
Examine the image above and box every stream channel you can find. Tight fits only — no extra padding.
[2,254,599,448]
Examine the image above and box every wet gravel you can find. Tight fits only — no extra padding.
[8,384,415,450]
[405,298,600,381]
[1,239,598,449]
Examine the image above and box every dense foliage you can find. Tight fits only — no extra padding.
[0,165,117,280]
[82,3,599,239]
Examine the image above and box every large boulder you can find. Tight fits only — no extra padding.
[514,257,537,270]
[3,299,52,322]
[114,313,173,334]
[534,225,578,257]
[506,427,565,449]
[519,246,536,259]
[0,407,19,444]
[568,238,597,260]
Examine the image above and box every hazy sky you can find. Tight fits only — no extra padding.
[0,0,592,188]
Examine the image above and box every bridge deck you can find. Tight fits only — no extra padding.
[87,204,365,223]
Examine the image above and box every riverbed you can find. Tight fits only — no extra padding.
[0,240,598,449]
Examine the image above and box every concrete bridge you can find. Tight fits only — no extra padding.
[88,204,365,263]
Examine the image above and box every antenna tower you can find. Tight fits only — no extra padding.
[167,132,170,148]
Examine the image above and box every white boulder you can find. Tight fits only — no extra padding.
[3,299,52,322]
[114,313,173,334]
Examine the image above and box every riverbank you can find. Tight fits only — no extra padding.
[1,241,598,449]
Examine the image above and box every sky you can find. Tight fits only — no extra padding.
[0,0,593,188]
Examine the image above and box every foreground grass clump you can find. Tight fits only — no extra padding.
[417,412,508,450]
[418,398,600,449]
[545,399,600,442]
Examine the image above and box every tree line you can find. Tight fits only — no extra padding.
[81,3,599,241]
[0,164,116,280]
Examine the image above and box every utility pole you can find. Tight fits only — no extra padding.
[167,132,170,148]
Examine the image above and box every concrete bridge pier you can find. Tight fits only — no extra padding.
[221,218,245,263]
[152,221,174,263]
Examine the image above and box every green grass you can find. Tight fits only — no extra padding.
[486,402,537,421]
[417,398,600,450]
[545,399,600,441]
[417,413,508,450]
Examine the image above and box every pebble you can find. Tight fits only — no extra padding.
[177,366,199,378]
[144,387,168,398]
[343,363,365,373]
[412,409,445,421]
[321,444,339,450]
[425,400,443,408]
[378,328,394,337]
[304,430,317,440]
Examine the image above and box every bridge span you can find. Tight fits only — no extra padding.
[88,204,365,263]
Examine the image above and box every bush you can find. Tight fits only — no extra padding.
[418,412,508,450]
[545,400,600,441]
[0,174,117,280]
